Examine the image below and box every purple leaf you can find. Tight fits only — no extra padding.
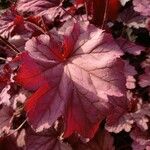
[116,37,145,55]
[75,128,115,150]
[130,127,150,150]
[17,0,61,16]
[0,9,24,38]
[16,21,126,138]
[133,0,150,17]
[26,128,72,150]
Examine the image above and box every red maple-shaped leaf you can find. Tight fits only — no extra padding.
[16,21,126,138]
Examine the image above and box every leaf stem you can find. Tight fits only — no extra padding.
[59,5,78,21]
[24,20,46,34]
[101,0,109,29]
[0,35,20,54]
[0,57,6,61]
[7,119,27,137]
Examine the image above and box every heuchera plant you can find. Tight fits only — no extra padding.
[0,0,149,149]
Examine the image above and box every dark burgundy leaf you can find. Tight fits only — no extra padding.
[0,64,12,92]
[26,128,72,150]
[105,96,130,133]
[118,5,146,29]
[106,101,150,133]
[75,128,115,150]
[130,127,150,150]
[0,105,14,135]
[86,0,121,27]
[139,67,150,88]
[0,134,21,150]
[139,57,150,88]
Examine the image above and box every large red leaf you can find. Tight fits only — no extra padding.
[16,21,126,138]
